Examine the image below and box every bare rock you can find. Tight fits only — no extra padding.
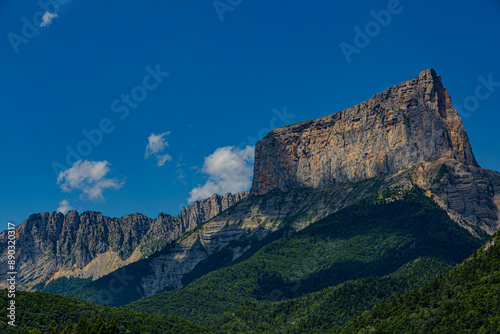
[251,69,476,195]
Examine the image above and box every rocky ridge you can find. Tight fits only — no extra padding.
[0,192,247,287]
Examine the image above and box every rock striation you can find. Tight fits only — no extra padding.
[412,157,500,235]
[252,69,477,195]
[0,192,247,287]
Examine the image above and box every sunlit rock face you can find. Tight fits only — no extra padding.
[251,69,476,195]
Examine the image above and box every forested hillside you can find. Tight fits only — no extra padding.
[0,290,211,334]
[126,188,483,325]
[336,230,500,333]
[213,257,451,333]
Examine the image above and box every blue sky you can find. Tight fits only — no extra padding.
[1,0,499,225]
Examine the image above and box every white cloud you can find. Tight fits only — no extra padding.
[57,160,123,201]
[41,12,58,27]
[57,199,74,214]
[145,132,172,166]
[157,154,172,166]
[188,146,254,203]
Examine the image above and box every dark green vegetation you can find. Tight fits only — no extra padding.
[4,187,497,333]
[336,231,500,334]
[125,188,484,326]
[432,164,449,184]
[22,316,120,334]
[0,290,212,334]
[213,257,451,333]
[33,277,92,295]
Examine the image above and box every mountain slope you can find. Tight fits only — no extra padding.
[124,188,484,325]
[61,175,407,306]
[212,257,452,333]
[336,230,500,333]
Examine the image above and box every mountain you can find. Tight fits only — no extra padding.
[124,187,483,325]
[3,69,500,330]
[61,178,404,305]
[336,229,500,333]
[52,70,497,308]
[0,192,247,289]
[252,69,500,234]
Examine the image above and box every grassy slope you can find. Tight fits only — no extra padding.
[125,188,483,325]
[0,290,212,334]
[336,231,500,334]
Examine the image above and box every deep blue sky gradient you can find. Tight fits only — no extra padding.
[1,0,499,225]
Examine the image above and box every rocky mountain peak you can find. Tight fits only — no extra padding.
[251,69,477,195]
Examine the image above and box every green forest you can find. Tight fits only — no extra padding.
[213,257,451,333]
[336,230,500,333]
[0,290,211,333]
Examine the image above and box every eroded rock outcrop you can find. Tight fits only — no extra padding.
[412,158,500,234]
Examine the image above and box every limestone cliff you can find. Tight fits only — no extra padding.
[412,157,500,235]
[252,69,476,195]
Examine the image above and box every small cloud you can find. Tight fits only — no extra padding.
[57,199,73,214]
[174,155,187,184]
[57,160,123,201]
[145,132,172,166]
[188,145,254,203]
[175,168,186,184]
[176,155,185,168]
[41,12,58,27]
[157,154,172,166]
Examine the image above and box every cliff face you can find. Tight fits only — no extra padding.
[251,69,477,195]
[250,68,500,235]
[0,192,247,287]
